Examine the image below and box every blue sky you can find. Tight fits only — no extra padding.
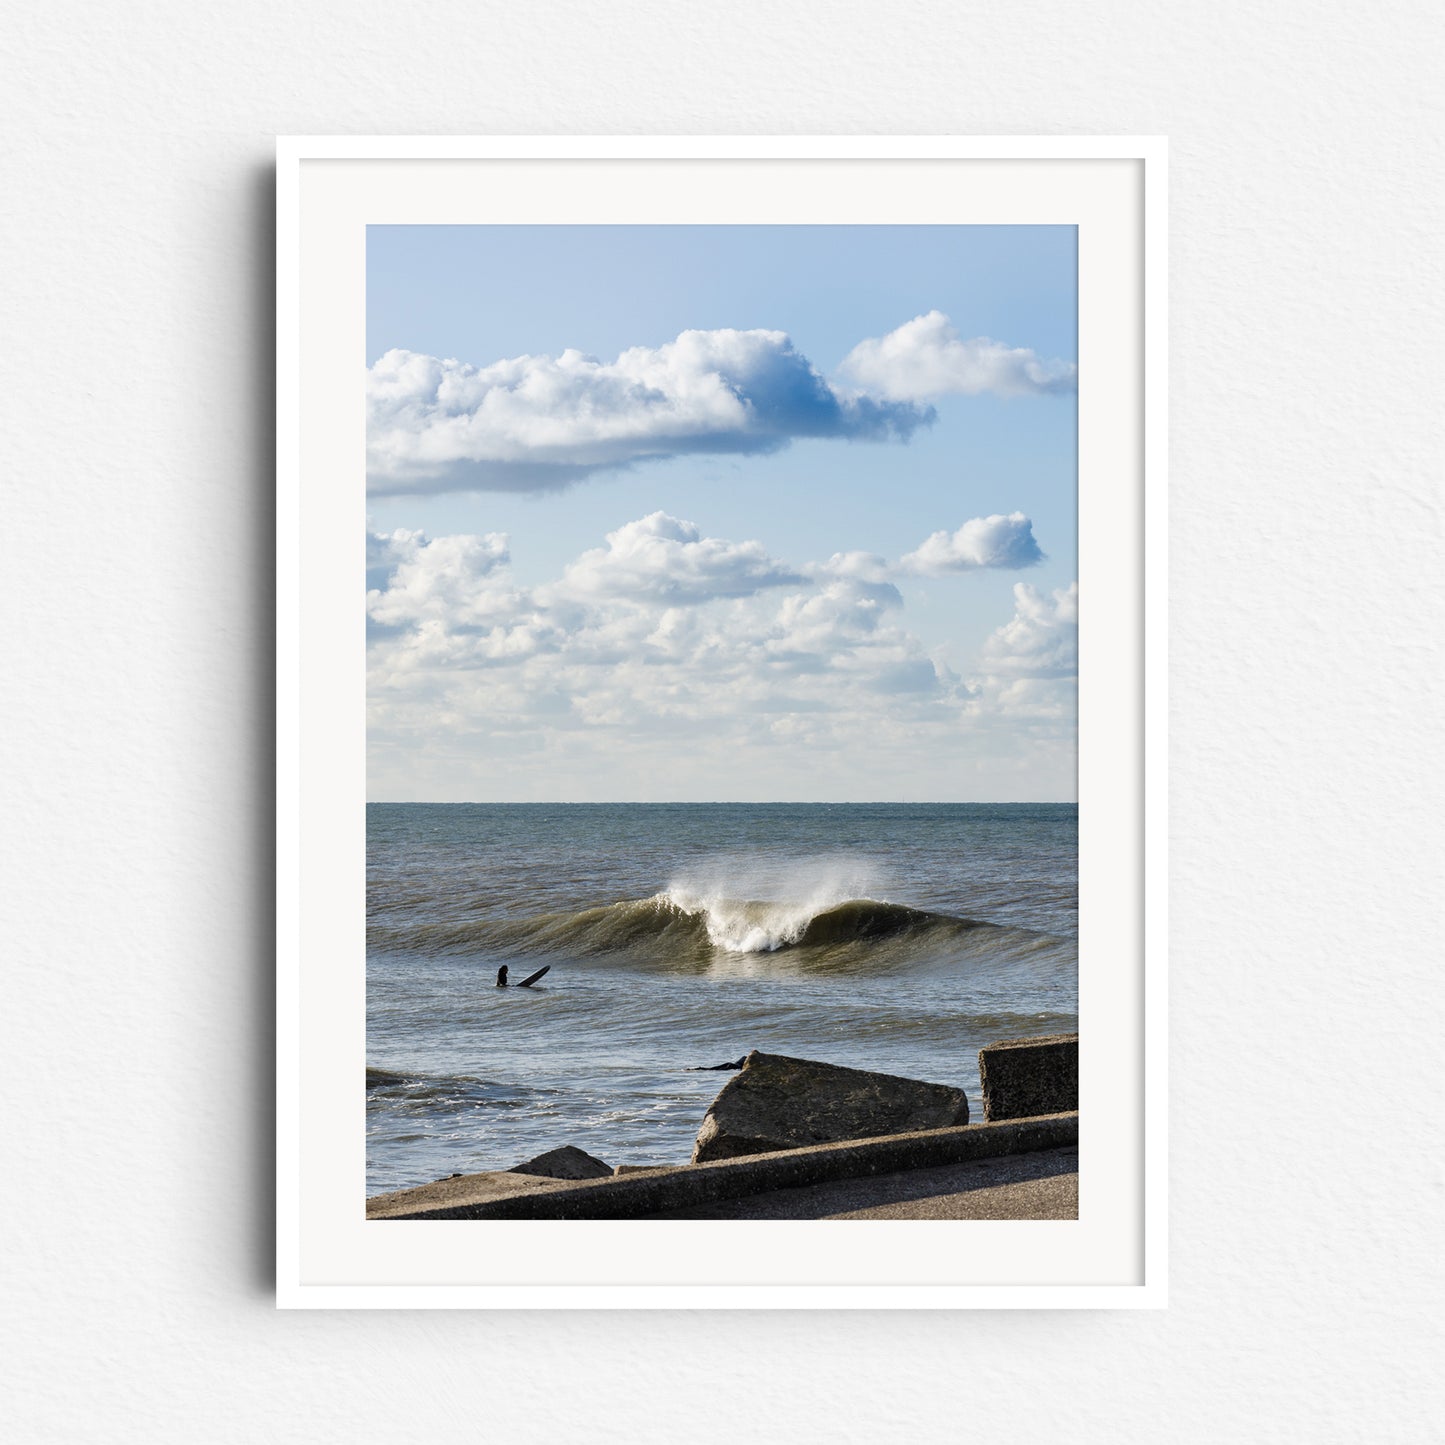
[364,225,1078,802]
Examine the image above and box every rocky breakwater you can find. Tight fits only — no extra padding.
[691,1050,971,1163]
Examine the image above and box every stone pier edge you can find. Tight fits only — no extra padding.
[367,1111,1079,1221]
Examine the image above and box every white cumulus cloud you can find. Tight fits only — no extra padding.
[901,512,1045,573]
[983,581,1078,676]
[813,550,894,584]
[366,528,518,628]
[967,581,1079,720]
[364,516,1079,799]
[838,311,1076,401]
[367,328,933,494]
[558,512,805,604]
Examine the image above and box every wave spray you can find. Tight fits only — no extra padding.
[663,855,891,953]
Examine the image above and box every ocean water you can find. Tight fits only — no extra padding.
[366,802,1077,1195]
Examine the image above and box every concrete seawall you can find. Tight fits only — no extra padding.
[367,1111,1078,1221]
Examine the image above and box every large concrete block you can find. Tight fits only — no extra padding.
[978,1033,1078,1121]
[691,1050,970,1163]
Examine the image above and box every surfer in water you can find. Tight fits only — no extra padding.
[495,963,549,988]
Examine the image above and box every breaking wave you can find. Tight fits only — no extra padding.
[364,888,1038,968]
[658,888,972,953]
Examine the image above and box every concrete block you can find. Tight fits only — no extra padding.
[979,1033,1078,1121]
[692,1050,969,1163]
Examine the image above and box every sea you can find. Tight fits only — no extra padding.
[366,802,1077,1195]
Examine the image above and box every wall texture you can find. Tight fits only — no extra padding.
[3,1,1441,1439]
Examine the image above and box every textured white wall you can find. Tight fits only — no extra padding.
[3,1,1441,1438]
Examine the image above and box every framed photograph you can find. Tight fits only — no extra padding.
[277,136,1166,1308]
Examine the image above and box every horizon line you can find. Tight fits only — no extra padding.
[364,798,1079,806]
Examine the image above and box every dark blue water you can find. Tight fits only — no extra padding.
[367,802,1076,1193]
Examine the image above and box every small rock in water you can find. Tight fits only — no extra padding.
[692,1050,971,1163]
[508,1145,613,1180]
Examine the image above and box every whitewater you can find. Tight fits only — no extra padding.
[366,802,1077,1194]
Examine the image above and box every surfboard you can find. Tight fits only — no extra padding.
[515,965,551,988]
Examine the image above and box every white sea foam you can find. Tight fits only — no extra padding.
[662,856,888,953]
